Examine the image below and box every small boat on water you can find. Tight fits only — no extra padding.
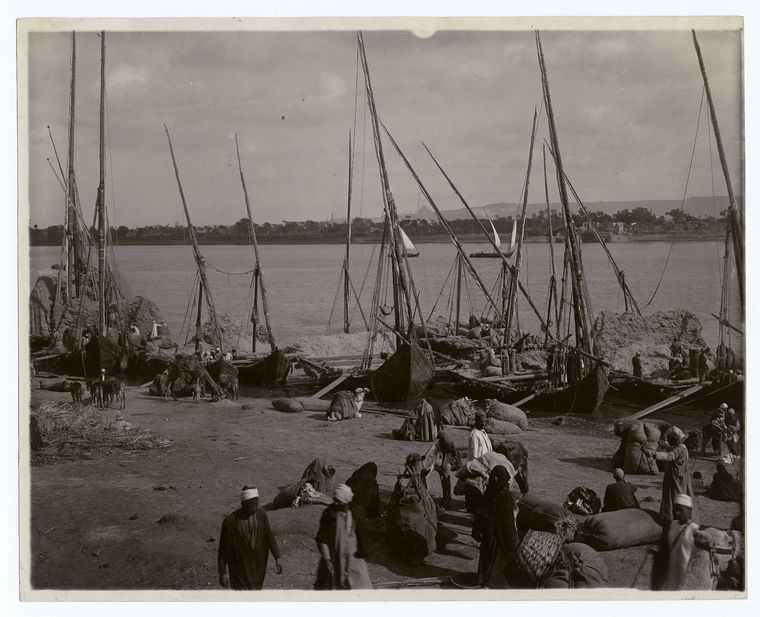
[469,215,517,258]
[399,226,420,257]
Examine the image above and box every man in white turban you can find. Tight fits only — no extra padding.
[218,486,282,589]
[314,484,372,590]
[662,493,700,590]
[645,426,694,522]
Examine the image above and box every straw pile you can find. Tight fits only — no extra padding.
[30,400,172,464]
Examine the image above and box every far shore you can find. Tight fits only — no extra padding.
[29,232,723,247]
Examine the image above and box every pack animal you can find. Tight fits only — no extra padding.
[87,379,104,408]
[326,387,370,421]
[192,378,204,402]
[69,381,83,405]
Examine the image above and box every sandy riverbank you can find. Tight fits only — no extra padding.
[26,384,739,592]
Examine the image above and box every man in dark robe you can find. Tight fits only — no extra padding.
[632,352,642,378]
[473,465,519,588]
[602,468,640,512]
[218,486,282,589]
[698,348,710,382]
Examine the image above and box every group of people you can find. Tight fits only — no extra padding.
[198,347,237,363]
[217,399,742,592]
[218,480,374,591]
[703,402,741,459]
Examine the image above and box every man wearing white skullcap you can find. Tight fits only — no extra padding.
[314,484,372,589]
[661,493,700,590]
[645,426,694,522]
[218,486,282,589]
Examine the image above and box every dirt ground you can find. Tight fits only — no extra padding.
[27,383,740,592]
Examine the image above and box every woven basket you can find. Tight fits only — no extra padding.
[515,529,565,583]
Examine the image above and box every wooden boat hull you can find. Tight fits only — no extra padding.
[235,348,292,386]
[608,373,743,411]
[468,249,515,259]
[433,364,608,415]
[526,364,609,415]
[370,341,435,402]
[33,334,129,379]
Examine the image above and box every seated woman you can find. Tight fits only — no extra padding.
[707,461,742,502]
[272,457,337,509]
[345,462,381,518]
[386,454,438,565]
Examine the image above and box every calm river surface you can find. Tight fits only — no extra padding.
[29,240,741,353]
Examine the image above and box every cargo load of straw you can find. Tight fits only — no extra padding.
[30,400,172,463]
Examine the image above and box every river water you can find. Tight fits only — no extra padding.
[29,240,743,428]
[29,240,741,352]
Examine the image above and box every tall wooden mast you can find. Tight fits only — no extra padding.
[503,107,538,371]
[343,130,354,333]
[96,31,107,336]
[692,30,744,310]
[536,30,593,355]
[357,31,420,346]
[66,31,81,297]
[234,134,276,352]
[164,125,225,351]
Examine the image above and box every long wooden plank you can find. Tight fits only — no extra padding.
[513,392,537,407]
[626,383,705,420]
[311,373,351,399]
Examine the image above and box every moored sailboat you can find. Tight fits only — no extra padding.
[31,31,171,380]
[469,214,517,258]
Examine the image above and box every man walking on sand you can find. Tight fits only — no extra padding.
[218,486,283,590]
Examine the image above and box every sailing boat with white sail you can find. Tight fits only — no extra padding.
[399,225,420,257]
[469,211,517,258]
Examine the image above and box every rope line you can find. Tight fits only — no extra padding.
[641,86,705,310]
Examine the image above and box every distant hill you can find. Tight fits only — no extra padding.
[426,195,737,221]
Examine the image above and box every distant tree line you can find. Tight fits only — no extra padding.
[29,207,728,246]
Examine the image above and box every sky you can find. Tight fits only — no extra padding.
[23,25,743,228]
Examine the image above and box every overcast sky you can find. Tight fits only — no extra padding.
[24,26,742,228]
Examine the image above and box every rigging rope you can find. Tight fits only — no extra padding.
[641,85,705,310]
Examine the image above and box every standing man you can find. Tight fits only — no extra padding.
[602,468,640,512]
[218,486,282,590]
[646,426,694,523]
[698,348,710,382]
[314,484,372,590]
[632,352,642,379]
[670,337,683,359]
[469,411,493,461]
[422,429,462,510]
[661,494,701,590]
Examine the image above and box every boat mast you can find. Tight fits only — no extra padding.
[234,134,276,352]
[164,125,225,351]
[503,107,538,372]
[344,130,354,333]
[195,277,203,354]
[66,31,81,297]
[383,126,503,318]
[423,144,550,334]
[543,145,559,327]
[536,30,593,355]
[692,29,744,310]
[96,31,107,336]
[357,31,419,346]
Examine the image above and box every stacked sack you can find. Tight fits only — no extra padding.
[612,419,670,475]
[575,508,663,551]
[543,542,610,589]
[437,397,476,426]
[483,399,528,435]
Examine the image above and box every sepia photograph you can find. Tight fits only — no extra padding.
[18,14,746,600]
